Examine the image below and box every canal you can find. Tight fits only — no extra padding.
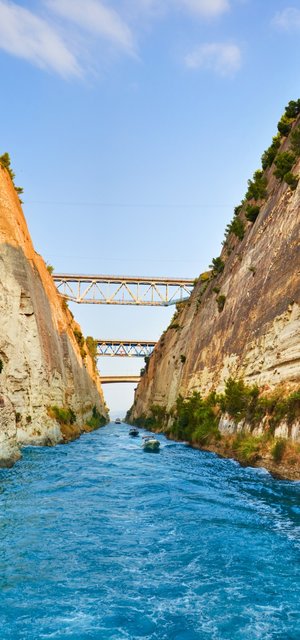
[0,423,299,639]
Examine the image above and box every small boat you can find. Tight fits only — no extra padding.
[142,435,160,452]
[129,427,139,437]
[115,418,121,424]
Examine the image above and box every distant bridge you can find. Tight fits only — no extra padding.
[97,339,156,358]
[53,273,194,306]
[100,376,141,384]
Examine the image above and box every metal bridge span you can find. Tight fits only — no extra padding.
[53,273,194,306]
[97,339,156,358]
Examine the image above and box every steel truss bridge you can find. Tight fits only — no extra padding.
[53,273,194,306]
[97,339,156,358]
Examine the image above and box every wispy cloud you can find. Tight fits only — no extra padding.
[0,0,80,77]
[185,42,241,76]
[272,7,300,31]
[179,0,230,18]
[46,0,135,53]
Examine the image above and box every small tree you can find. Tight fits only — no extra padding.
[290,125,300,156]
[274,151,296,181]
[226,217,245,241]
[209,257,225,275]
[245,205,260,223]
[246,170,267,201]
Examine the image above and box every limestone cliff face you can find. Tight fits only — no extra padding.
[130,122,300,436]
[0,165,108,466]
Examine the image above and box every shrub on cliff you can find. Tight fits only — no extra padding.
[277,115,294,137]
[216,294,226,312]
[219,378,260,422]
[86,406,106,429]
[284,172,299,190]
[48,406,76,425]
[261,135,281,169]
[85,336,98,367]
[274,151,296,181]
[245,205,260,223]
[0,359,3,374]
[271,439,286,463]
[284,99,300,118]
[225,217,245,241]
[209,257,225,275]
[290,124,300,156]
[245,170,268,201]
[172,392,220,444]
[0,152,23,198]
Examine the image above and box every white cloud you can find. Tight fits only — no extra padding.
[46,0,134,52]
[0,0,80,77]
[272,7,300,31]
[185,42,241,76]
[179,0,230,18]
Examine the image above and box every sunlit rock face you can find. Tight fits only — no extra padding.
[0,166,108,466]
[130,128,300,429]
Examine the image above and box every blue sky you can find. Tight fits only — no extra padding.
[1,0,300,414]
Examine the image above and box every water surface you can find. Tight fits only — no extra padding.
[0,423,299,639]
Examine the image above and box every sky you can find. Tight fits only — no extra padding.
[1,0,300,415]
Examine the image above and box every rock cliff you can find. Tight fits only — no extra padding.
[129,103,300,478]
[0,162,108,466]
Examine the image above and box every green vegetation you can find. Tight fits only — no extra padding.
[216,294,226,312]
[85,336,98,367]
[209,257,225,275]
[290,124,300,155]
[274,151,296,180]
[172,392,220,445]
[180,354,186,364]
[0,359,3,374]
[48,406,76,425]
[283,172,299,190]
[272,439,287,463]
[232,434,263,464]
[225,217,245,240]
[46,264,54,275]
[245,205,260,223]
[73,328,86,359]
[86,406,106,429]
[130,379,300,469]
[133,404,168,430]
[284,99,300,118]
[0,152,23,199]
[277,114,294,137]
[261,134,281,170]
[245,170,268,201]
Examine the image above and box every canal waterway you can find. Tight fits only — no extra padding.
[0,422,299,639]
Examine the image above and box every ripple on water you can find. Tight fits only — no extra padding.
[0,423,299,640]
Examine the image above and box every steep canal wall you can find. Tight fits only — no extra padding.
[129,101,300,479]
[0,159,108,466]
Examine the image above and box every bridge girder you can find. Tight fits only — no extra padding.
[97,340,156,357]
[53,273,194,306]
[100,376,141,384]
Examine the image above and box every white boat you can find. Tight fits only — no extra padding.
[115,418,121,424]
[142,435,160,452]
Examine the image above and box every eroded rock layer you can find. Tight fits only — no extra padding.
[0,165,108,466]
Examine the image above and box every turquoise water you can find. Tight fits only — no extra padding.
[0,423,299,639]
